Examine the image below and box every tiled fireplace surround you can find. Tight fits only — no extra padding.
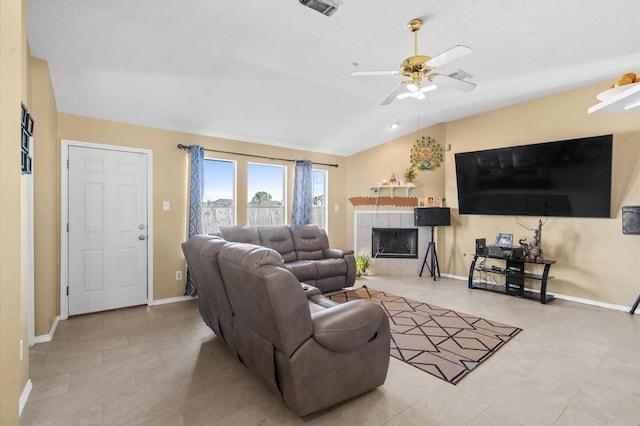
[354,210,431,276]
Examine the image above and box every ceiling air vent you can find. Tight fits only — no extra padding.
[299,0,343,16]
[448,69,474,80]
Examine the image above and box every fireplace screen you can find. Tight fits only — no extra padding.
[372,228,418,259]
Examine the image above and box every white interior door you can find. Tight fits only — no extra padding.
[68,146,148,315]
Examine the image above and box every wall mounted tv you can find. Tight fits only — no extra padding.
[455,134,613,218]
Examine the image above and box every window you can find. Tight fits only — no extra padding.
[312,169,327,229]
[247,163,286,225]
[203,159,235,233]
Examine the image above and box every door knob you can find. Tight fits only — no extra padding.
[138,235,146,240]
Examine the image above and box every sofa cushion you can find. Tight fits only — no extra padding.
[219,225,260,245]
[285,260,318,282]
[315,258,347,277]
[258,225,297,263]
[290,224,329,260]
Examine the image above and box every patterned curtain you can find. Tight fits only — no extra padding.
[291,160,313,225]
[185,145,204,297]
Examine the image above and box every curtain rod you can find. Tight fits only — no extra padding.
[177,144,339,168]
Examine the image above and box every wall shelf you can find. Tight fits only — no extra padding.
[588,83,640,114]
[370,183,416,197]
[349,196,418,207]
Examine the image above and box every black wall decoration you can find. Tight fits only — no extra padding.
[21,103,34,174]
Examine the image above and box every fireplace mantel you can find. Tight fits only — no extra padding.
[349,196,418,207]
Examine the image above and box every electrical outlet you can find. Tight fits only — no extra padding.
[176,270,183,280]
[163,201,170,211]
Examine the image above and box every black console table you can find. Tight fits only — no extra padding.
[468,254,556,304]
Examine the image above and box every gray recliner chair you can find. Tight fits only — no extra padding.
[216,242,390,416]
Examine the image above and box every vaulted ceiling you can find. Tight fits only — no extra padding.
[27,0,640,156]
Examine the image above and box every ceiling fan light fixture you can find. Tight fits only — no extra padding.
[420,85,438,93]
[351,17,474,105]
[397,84,437,100]
[397,91,424,100]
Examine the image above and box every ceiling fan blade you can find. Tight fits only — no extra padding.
[380,82,409,105]
[430,74,476,92]
[351,70,400,77]
[425,45,472,68]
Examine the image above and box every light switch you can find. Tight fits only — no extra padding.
[334,204,339,212]
[162,201,170,211]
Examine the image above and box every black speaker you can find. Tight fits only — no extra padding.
[414,207,450,227]
[622,206,640,235]
[475,238,486,255]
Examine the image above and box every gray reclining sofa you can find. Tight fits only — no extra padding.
[217,224,356,293]
[181,235,390,416]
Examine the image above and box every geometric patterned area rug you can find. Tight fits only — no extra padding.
[328,286,522,385]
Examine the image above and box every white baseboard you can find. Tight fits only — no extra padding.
[32,297,197,344]
[447,274,639,314]
[33,315,60,344]
[552,293,639,314]
[442,273,467,281]
[151,295,197,306]
[19,379,32,417]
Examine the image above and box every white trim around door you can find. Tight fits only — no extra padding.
[60,140,154,319]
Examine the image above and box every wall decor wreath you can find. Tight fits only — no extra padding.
[411,136,444,170]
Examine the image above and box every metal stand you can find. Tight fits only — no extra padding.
[630,293,640,315]
[419,226,440,281]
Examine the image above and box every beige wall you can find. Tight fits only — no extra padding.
[346,124,447,249]
[0,0,28,422]
[31,58,59,336]
[347,80,640,307]
[46,115,348,305]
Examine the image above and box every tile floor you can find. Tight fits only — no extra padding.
[21,276,640,425]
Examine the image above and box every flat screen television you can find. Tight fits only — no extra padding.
[455,134,613,217]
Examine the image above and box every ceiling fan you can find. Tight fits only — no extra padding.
[351,18,476,105]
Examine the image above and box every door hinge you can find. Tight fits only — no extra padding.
[66,286,69,296]
[66,223,69,232]
[67,159,69,169]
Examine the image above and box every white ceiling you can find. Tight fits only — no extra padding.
[27,0,640,156]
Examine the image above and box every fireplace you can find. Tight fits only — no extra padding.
[372,228,418,259]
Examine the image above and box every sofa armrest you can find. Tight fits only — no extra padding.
[300,282,321,297]
[323,248,352,259]
[311,299,387,352]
